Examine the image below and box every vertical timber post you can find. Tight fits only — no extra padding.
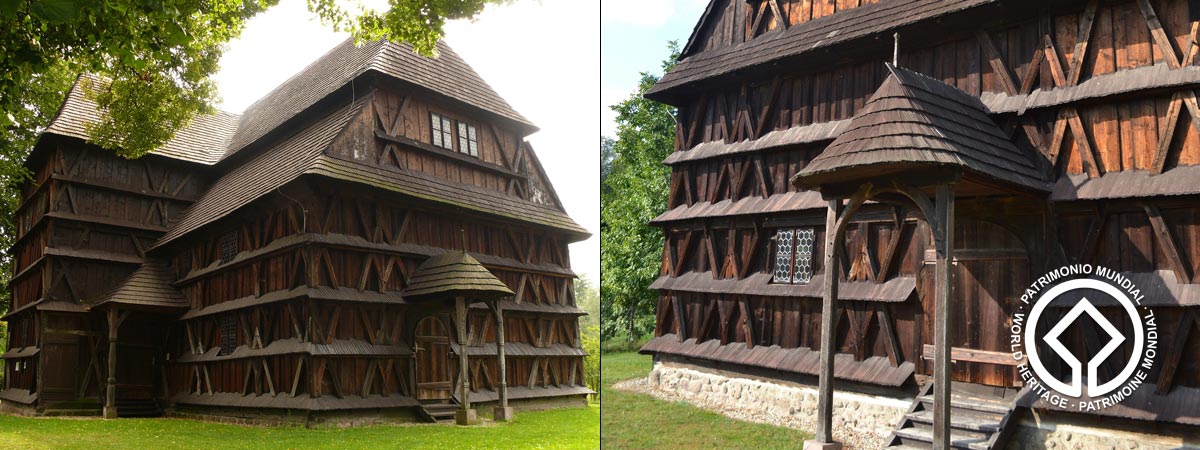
[454,297,476,425]
[932,184,955,449]
[805,199,844,450]
[492,299,513,421]
[104,308,119,419]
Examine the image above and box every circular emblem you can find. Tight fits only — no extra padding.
[1010,265,1158,411]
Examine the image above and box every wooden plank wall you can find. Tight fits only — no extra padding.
[5,141,208,406]
[166,179,585,402]
[323,89,560,209]
[677,0,1200,179]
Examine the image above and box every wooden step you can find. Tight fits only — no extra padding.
[419,403,460,423]
[892,426,991,450]
[905,410,1000,433]
[916,394,1009,415]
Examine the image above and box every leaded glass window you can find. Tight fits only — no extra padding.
[219,315,237,355]
[219,231,237,264]
[457,122,479,157]
[773,229,794,282]
[431,113,454,150]
[793,228,815,283]
[772,228,815,284]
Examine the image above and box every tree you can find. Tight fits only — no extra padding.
[575,273,600,330]
[600,136,615,189]
[599,42,678,342]
[309,0,511,57]
[0,0,508,316]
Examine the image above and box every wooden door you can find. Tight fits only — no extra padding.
[944,220,1029,387]
[414,316,454,401]
[116,315,165,400]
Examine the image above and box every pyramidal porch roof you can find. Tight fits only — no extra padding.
[791,64,1051,195]
[403,251,515,301]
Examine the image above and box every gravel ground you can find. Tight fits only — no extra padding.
[612,377,883,449]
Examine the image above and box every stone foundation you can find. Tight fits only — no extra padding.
[472,394,589,415]
[1007,411,1200,450]
[640,361,909,449]
[169,404,420,428]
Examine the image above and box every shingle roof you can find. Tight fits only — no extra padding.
[792,64,1050,193]
[44,39,582,249]
[153,95,587,249]
[307,155,588,238]
[403,251,515,300]
[223,38,533,160]
[648,0,998,100]
[95,260,188,310]
[153,96,368,247]
[43,75,236,165]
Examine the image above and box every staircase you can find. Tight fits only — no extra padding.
[418,400,460,423]
[886,382,1019,449]
[115,398,164,418]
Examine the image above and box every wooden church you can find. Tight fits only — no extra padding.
[1,38,591,426]
[641,0,1200,448]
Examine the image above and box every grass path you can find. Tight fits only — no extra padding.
[600,352,812,449]
[0,403,598,450]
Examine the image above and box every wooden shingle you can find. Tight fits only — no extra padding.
[792,64,1050,193]
[403,251,515,300]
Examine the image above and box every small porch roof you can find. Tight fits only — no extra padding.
[403,251,514,301]
[92,260,188,313]
[791,64,1051,195]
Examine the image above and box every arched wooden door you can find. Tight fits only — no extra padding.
[923,219,1029,387]
[414,315,455,401]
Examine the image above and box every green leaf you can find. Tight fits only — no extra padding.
[0,0,20,18]
[30,0,80,23]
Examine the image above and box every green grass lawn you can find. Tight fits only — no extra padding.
[600,352,812,449]
[0,403,598,450]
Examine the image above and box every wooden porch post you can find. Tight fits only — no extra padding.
[103,308,119,419]
[932,184,956,449]
[808,199,844,450]
[491,299,514,421]
[454,297,476,425]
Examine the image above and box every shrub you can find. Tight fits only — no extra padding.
[600,333,652,354]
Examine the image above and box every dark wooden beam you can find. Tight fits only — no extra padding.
[1144,203,1191,282]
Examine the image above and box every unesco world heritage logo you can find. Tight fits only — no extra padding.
[1009,264,1158,412]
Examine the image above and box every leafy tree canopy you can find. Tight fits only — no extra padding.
[599,42,678,342]
[0,0,507,316]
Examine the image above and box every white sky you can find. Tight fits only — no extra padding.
[213,0,600,281]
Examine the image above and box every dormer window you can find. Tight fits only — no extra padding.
[458,122,479,157]
[431,113,454,150]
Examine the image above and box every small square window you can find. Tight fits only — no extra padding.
[458,122,478,157]
[219,231,237,264]
[219,315,237,355]
[431,113,454,150]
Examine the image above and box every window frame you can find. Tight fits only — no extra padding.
[219,230,238,264]
[457,122,479,157]
[430,112,454,150]
[771,227,816,285]
[218,315,237,355]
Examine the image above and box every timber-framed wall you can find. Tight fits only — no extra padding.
[643,0,1200,446]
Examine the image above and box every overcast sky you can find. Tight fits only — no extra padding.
[212,0,601,281]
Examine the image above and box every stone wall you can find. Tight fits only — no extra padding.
[639,361,910,449]
[1008,414,1200,450]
